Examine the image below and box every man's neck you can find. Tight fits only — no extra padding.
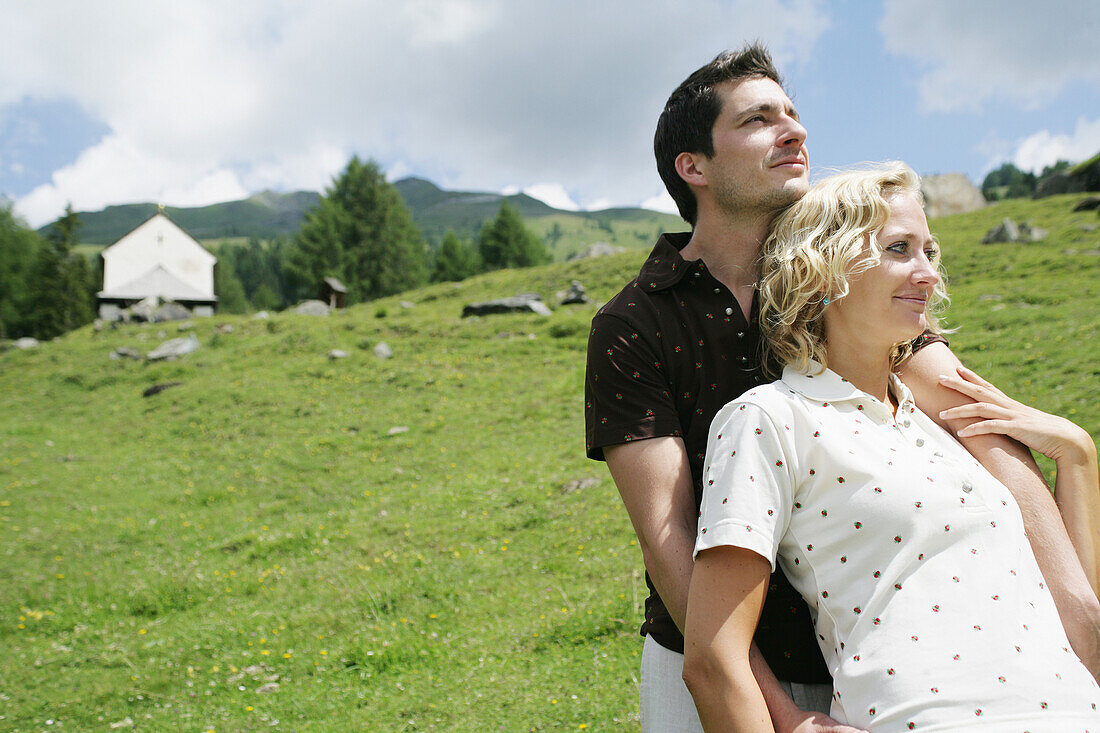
[679,209,771,319]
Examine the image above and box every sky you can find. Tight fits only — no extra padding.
[1,0,1098,228]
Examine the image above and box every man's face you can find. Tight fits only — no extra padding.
[696,76,809,215]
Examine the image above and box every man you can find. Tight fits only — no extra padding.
[585,43,1098,733]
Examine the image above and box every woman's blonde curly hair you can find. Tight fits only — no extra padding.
[758,162,950,378]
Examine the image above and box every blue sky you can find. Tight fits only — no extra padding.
[1,0,1097,227]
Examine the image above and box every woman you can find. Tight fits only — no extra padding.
[682,162,1100,731]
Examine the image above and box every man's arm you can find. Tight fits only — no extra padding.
[605,438,866,732]
[900,342,1100,675]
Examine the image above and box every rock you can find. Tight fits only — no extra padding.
[146,334,200,361]
[93,319,105,332]
[373,342,393,359]
[1018,221,1048,241]
[1073,196,1100,212]
[400,301,415,309]
[462,293,553,317]
[256,682,280,694]
[154,302,192,322]
[920,173,986,218]
[560,477,601,494]
[142,382,182,397]
[176,321,194,331]
[216,324,235,333]
[328,349,349,360]
[567,242,626,260]
[13,337,39,350]
[560,280,590,305]
[109,717,134,729]
[982,218,1020,244]
[387,426,410,435]
[294,300,330,316]
[130,296,159,322]
[110,346,142,360]
[252,311,271,320]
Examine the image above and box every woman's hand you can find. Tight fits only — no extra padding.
[937,366,1095,465]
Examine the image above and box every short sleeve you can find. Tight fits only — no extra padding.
[695,400,796,571]
[585,310,682,460]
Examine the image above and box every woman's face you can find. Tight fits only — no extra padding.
[825,192,941,353]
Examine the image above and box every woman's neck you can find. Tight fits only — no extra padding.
[823,336,894,408]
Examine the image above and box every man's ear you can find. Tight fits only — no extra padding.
[675,151,707,188]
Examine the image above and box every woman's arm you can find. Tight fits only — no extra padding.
[682,545,774,733]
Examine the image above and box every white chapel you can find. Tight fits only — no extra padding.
[97,213,217,318]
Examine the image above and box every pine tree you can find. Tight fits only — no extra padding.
[477,202,550,271]
[285,157,427,304]
[431,230,479,282]
[25,204,95,339]
[0,206,41,339]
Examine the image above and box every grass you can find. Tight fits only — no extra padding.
[1,192,1098,730]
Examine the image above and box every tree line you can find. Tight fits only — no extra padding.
[981,160,1071,201]
[1,156,550,338]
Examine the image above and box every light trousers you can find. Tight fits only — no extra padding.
[639,634,833,733]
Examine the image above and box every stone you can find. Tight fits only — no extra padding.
[560,280,590,305]
[567,242,626,260]
[130,296,159,322]
[387,426,410,435]
[982,218,1020,244]
[373,342,393,359]
[142,382,182,397]
[920,173,986,218]
[13,337,39,350]
[560,477,601,494]
[110,346,142,360]
[294,300,330,316]
[146,334,200,361]
[177,321,194,331]
[461,293,553,317]
[328,349,349,360]
[98,303,123,321]
[1073,196,1100,212]
[154,302,192,322]
[252,310,271,320]
[1018,221,1048,241]
[216,324,235,333]
[192,305,214,318]
[400,301,415,309]
[256,682,280,694]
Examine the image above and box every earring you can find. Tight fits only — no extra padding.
[822,297,831,306]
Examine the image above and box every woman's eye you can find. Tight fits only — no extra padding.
[886,241,907,253]
[924,248,939,261]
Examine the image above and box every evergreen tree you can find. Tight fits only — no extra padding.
[284,157,427,304]
[215,259,249,314]
[0,206,42,339]
[431,230,479,282]
[25,204,95,339]
[477,202,550,271]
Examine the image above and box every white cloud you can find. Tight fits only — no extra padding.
[1,0,831,226]
[1012,117,1100,173]
[640,190,679,215]
[880,0,1100,112]
[524,183,579,211]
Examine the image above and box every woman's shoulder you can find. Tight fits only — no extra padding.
[715,379,808,425]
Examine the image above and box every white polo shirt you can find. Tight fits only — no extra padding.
[696,362,1099,731]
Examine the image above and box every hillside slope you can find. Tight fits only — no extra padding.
[2,193,1097,730]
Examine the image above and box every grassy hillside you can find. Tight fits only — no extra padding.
[2,193,1097,730]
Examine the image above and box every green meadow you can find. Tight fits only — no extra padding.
[2,193,1098,731]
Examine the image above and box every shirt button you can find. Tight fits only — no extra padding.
[713,288,721,294]
[903,419,911,427]
[915,438,925,447]
[725,307,734,316]
[737,332,745,339]
[739,356,749,364]
[962,481,973,493]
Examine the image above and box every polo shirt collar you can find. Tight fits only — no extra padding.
[637,232,700,291]
[781,361,916,413]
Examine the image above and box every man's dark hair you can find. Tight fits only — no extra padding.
[654,43,782,225]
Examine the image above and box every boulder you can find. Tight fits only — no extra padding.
[982,218,1020,244]
[560,280,590,305]
[920,173,986,218]
[130,296,159,322]
[1017,221,1048,241]
[146,334,200,361]
[1073,196,1100,212]
[328,349,349,360]
[110,347,142,360]
[154,302,192,322]
[294,300,330,316]
[13,337,39,350]
[373,342,393,359]
[252,311,271,320]
[462,293,553,317]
